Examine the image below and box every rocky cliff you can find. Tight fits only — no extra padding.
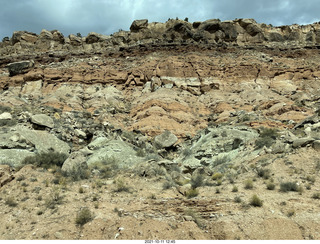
[1,18,320,240]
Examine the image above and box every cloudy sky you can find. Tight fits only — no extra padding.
[0,0,319,39]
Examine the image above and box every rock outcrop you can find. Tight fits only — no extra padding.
[1,18,320,240]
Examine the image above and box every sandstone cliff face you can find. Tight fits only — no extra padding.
[1,18,320,56]
[1,19,320,240]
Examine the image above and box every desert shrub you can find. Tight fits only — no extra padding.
[185,188,199,199]
[0,105,11,113]
[89,157,119,179]
[5,197,17,207]
[287,209,295,217]
[75,207,93,226]
[244,179,254,189]
[0,119,17,127]
[213,155,230,167]
[190,174,204,189]
[66,166,91,181]
[45,187,63,209]
[136,148,146,157]
[216,179,222,186]
[212,172,223,181]
[79,187,85,194]
[162,180,176,190]
[257,168,271,179]
[113,178,130,193]
[306,175,316,184]
[182,147,192,158]
[266,182,276,190]
[234,196,242,203]
[255,127,278,149]
[312,193,320,199]
[16,175,25,182]
[280,182,298,192]
[250,194,263,207]
[22,152,68,169]
[232,185,238,192]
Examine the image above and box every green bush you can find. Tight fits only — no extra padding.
[250,194,263,207]
[312,193,320,199]
[45,187,63,209]
[287,209,295,217]
[255,127,278,149]
[280,182,298,192]
[89,157,119,179]
[75,207,93,226]
[266,182,276,190]
[234,196,242,203]
[113,178,131,193]
[212,172,223,181]
[185,188,199,199]
[162,180,176,190]
[232,185,238,192]
[66,166,91,181]
[213,155,230,167]
[22,152,68,169]
[5,197,17,207]
[182,148,192,158]
[257,168,271,179]
[244,179,254,189]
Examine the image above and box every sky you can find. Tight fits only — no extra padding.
[0,0,319,39]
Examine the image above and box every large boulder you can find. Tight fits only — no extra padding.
[31,114,54,128]
[7,60,34,76]
[85,32,110,44]
[198,19,221,33]
[87,140,144,168]
[15,126,70,155]
[238,19,262,36]
[0,112,12,120]
[11,31,38,45]
[154,130,178,149]
[68,34,82,46]
[61,151,88,175]
[179,126,259,172]
[0,149,35,168]
[130,19,148,32]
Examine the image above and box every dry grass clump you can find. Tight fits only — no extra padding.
[75,207,93,226]
[249,194,263,207]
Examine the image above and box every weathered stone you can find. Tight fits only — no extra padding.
[0,149,35,168]
[87,140,144,168]
[75,129,86,138]
[31,114,54,128]
[312,140,320,151]
[154,130,178,149]
[85,32,110,44]
[271,141,290,154]
[15,126,70,155]
[199,19,221,33]
[11,31,38,45]
[292,138,314,148]
[87,137,110,150]
[61,151,87,175]
[0,112,12,120]
[68,34,82,46]
[7,60,34,76]
[130,19,148,32]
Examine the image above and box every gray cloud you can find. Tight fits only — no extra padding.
[0,0,319,39]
